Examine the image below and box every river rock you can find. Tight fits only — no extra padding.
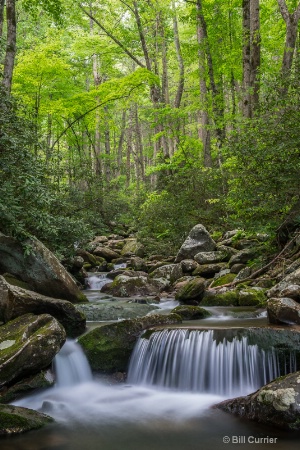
[150,264,183,284]
[93,246,120,261]
[78,313,182,373]
[215,371,300,431]
[101,274,165,297]
[180,259,199,273]
[267,267,300,299]
[121,238,145,257]
[0,234,86,303]
[194,251,228,264]
[0,404,54,436]
[192,262,228,278]
[0,276,86,337]
[267,297,300,325]
[175,277,206,304]
[0,370,54,403]
[228,248,257,267]
[76,300,159,321]
[129,256,147,272]
[175,225,216,263]
[0,313,65,388]
[171,305,211,320]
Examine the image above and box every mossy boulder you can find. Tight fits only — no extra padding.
[0,313,65,388]
[121,238,145,257]
[201,287,266,307]
[171,305,211,320]
[194,250,228,264]
[193,263,228,278]
[101,274,164,297]
[267,297,300,325]
[0,234,87,303]
[0,404,53,436]
[238,287,267,307]
[0,276,86,337]
[78,313,182,373]
[216,371,300,431]
[175,277,206,304]
[210,273,236,287]
[0,370,54,403]
[150,264,183,284]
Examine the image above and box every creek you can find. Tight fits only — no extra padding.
[5,276,300,450]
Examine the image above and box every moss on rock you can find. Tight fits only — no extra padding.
[0,404,53,435]
[78,313,181,373]
[210,273,236,287]
[171,305,211,320]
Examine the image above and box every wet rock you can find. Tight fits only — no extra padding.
[0,370,54,403]
[0,276,86,337]
[0,235,86,303]
[215,371,300,431]
[76,301,159,321]
[171,305,211,320]
[78,313,182,373]
[0,404,54,436]
[0,313,65,388]
[129,257,147,272]
[175,224,216,263]
[175,277,206,304]
[267,297,300,325]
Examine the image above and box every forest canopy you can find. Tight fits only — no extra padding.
[1,0,300,256]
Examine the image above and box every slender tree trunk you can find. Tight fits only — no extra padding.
[242,0,251,118]
[2,0,16,93]
[0,0,5,40]
[250,0,260,112]
[196,1,212,167]
[278,0,300,80]
[134,103,144,183]
[117,110,126,176]
[173,1,185,109]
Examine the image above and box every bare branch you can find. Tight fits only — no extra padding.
[277,0,291,23]
[79,4,145,68]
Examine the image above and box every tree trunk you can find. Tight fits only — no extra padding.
[250,0,260,113]
[172,1,184,109]
[196,1,212,167]
[117,110,126,177]
[278,0,300,81]
[0,0,5,40]
[2,0,17,93]
[242,0,251,118]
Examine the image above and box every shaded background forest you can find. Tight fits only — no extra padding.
[1,0,300,257]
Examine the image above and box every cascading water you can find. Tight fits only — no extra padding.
[127,329,297,396]
[87,273,111,290]
[54,339,93,387]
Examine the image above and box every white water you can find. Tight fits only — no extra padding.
[87,273,111,290]
[127,329,296,396]
[54,340,93,387]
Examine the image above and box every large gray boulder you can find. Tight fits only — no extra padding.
[0,276,86,337]
[175,225,216,263]
[0,313,65,388]
[267,297,300,325]
[0,234,86,303]
[267,267,300,299]
[101,273,165,297]
[175,277,206,304]
[150,264,183,284]
[0,404,53,436]
[216,371,300,430]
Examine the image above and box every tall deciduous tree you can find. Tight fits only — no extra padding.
[2,0,17,93]
[278,0,300,81]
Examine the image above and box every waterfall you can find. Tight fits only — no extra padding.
[127,329,297,396]
[87,273,111,290]
[54,339,93,387]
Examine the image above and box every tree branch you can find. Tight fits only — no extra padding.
[277,0,290,23]
[50,85,143,150]
[79,4,145,68]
